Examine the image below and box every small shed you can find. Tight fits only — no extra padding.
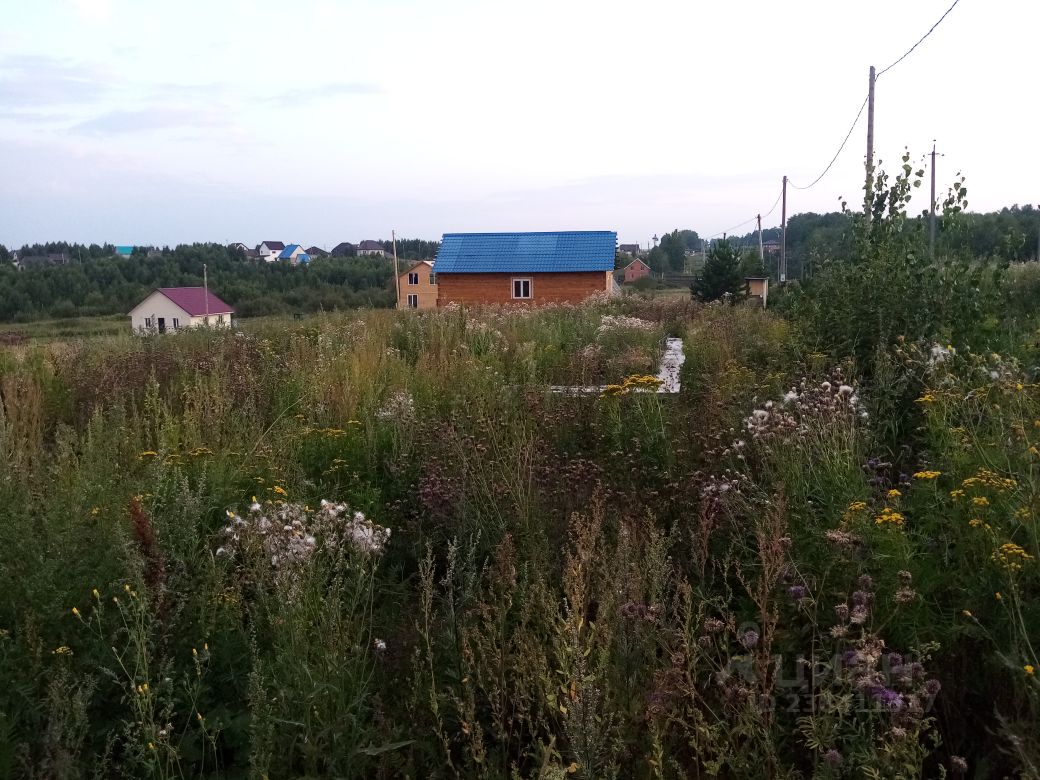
[745,277,769,308]
[129,288,234,333]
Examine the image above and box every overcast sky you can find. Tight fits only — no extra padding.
[1,0,1034,249]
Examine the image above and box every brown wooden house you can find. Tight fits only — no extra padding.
[434,231,618,306]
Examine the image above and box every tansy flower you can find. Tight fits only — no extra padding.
[1026,665,1035,677]
[272,486,288,497]
[972,496,990,507]
[887,489,902,498]
[913,470,941,480]
[52,646,72,655]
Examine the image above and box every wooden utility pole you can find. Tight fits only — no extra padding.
[780,176,788,282]
[203,263,210,321]
[392,230,400,309]
[930,141,938,260]
[865,65,876,214]
[757,214,764,262]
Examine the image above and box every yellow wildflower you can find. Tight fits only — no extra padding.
[271,485,288,497]
[950,489,965,499]
[1026,665,1035,676]
[874,507,905,526]
[887,489,902,498]
[992,542,1035,571]
[92,588,100,599]
[962,610,973,618]
[52,645,72,655]
[71,607,80,618]
[913,470,941,480]
[995,592,1002,601]
[138,451,157,458]
[972,496,990,508]
[847,501,868,512]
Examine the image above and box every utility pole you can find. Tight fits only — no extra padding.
[203,263,210,324]
[780,176,788,282]
[392,230,400,308]
[929,141,938,260]
[865,65,876,214]
[757,214,764,263]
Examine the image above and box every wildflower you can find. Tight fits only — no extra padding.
[834,604,850,622]
[52,646,72,655]
[995,592,1002,601]
[1026,665,1035,676]
[788,585,808,602]
[271,486,288,497]
[950,756,968,774]
[971,496,990,508]
[740,629,760,649]
[874,507,905,526]
[950,489,965,499]
[962,610,973,618]
[887,489,901,498]
[71,607,80,619]
[992,542,1035,571]
[823,748,843,767]
[373,638,387,653]
[139,451,157,458]
[847,501,868,513]
[915,393,937,403]
[92,588,100,599]
[148,742,155,751]
[913,470,941,480]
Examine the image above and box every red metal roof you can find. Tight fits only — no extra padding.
[156,287,234,316]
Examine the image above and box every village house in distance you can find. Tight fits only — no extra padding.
[433,231,618,306]
[129,287,234,333]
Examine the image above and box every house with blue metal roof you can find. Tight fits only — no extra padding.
[277,244,311,265]
[433,231,618,306]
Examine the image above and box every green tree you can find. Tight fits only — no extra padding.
[691,239,744,301]
[660,230,687,272]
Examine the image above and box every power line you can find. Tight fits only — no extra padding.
[705,186,784,240]
[877,0,962,78]
[788,95,868,191]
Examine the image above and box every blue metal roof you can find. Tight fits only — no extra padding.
[115,245,134,256]
[278,244,301,259]
[434,231,617,274]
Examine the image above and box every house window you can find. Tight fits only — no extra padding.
[218,314,225,324]
[429,273,436,285]
[408,272,419,285]
[144,317,153,328]
[512,278,532,299]
[172,318,179,329]
[407,294,418,308]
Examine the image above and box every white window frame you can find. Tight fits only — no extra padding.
[407,293,419,308]
[144,316,153,328]
[172,317,179,329]
[511,277,532,299]
[408,272,419,285]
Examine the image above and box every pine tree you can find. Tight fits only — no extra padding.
[691,239,745,302]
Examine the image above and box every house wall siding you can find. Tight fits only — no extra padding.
[397,265,438,309]
[437,272,609,306]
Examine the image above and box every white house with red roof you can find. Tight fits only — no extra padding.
[128,287,234,333]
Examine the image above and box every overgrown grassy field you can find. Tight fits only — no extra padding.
[0,285,1038,778]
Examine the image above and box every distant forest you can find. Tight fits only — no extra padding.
[0,243,401,322]
[721,204,1040,280]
